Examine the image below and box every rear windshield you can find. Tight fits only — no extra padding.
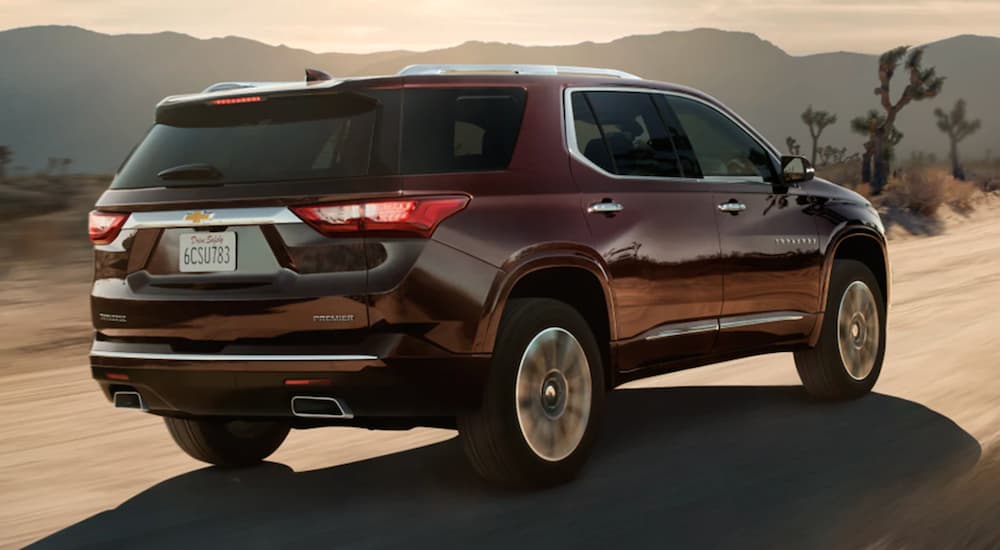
[111,86,526,189]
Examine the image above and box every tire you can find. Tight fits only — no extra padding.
[458,298,605,487]
[795,259,886,399]
[164,417,290,468]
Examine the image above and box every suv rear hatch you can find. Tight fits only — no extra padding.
[90,81,524,350]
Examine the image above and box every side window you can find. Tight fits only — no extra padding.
[571,92,682,178]
[665,96,777,183]
[400,88,526,174]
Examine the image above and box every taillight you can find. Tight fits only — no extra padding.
[88,210,128,245]
[291,196,469,238]
[208,96,263,105]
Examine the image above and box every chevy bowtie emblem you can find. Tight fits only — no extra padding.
[184,210,213,224]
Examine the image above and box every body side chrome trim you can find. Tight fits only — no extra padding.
[644,319,720,341]
[91,350,378,362]
[719,311,808,330]
[122,207,302,230]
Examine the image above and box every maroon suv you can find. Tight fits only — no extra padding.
[88,64,889,486]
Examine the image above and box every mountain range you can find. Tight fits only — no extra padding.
[0,25,997,173]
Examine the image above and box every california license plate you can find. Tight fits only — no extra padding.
[179,232,237,272]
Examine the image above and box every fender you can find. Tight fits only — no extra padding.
[808,225,890,347]
[472,242,617,354]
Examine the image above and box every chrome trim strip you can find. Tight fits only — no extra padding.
[399,64,640,79]
[719,311,808,330]
[122,206,302,230]
[587,201,625,213]
[563,86,781,181]
[91,350,378,362]
[645,320,720,341]
[291,396,355,420]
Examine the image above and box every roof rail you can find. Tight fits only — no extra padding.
[397,64,640,79]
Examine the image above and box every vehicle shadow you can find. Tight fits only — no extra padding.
[30,386,980,550]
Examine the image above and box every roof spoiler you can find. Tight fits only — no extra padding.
[200,68,335,93]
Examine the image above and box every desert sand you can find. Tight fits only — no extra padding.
[1,196,999,548]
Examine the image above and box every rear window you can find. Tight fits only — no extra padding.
[400,88,526,174]
[571,91,682,178]
[113,91,396,189]
[112,86,526,189]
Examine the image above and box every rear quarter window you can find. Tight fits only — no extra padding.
[399,88,526,174]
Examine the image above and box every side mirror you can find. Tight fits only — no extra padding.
[780,155,814,186]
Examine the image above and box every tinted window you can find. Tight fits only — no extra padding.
[400,88,526,173]
[650,95,701,178]
[572,92,681,178]
[113,91,390,189]
[571,94,614,173]
[666,96,776,182]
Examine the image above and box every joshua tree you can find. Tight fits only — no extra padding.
[785,136,801,156]
[934,99,981,180]
[869,46,945,193]
[801,106,837,166]
[0,145,10,182]
[819,145,849,165]
[851,109,903,184]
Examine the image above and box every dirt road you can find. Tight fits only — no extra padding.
[2,204,999,549]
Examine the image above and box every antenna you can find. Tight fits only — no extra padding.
[306,68,334,83]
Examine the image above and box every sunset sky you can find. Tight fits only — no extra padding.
[1,0,998,54]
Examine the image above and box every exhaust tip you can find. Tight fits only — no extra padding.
[113,391,145,410]
[291,396,353,419]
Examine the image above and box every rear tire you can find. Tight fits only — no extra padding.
[164,417,290,467]
[795,259,886,399]
[459,298,605,487]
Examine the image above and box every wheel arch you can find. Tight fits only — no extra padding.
[810,227,890,346]
[474,248,617,387]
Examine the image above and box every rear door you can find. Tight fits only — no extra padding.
[662,95,821,352]
[567,90,723,371]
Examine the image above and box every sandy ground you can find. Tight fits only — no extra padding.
[2,198,999,549]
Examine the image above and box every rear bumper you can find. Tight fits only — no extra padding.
[90,339,490,420]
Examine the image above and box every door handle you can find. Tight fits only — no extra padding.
[718,200,747,214]
[588,200,624,214]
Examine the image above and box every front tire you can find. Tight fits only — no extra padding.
[794,259,886,399]
[459,298,605,487]
[164,417,290,468]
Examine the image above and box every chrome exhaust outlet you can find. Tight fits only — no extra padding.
[113,391,146,410]
[291,396,354,419]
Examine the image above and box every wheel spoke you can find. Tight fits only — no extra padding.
[837,280,880,381]
[514,327,593,462]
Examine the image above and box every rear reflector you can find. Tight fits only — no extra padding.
[88,210,129,245]
[208,96,263,105]
[291,196,469,238]
[106,372,130,381]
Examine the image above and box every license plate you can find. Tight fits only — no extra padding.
[179,232,237,272]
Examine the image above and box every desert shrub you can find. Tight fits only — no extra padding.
[945,179,979,212]
[881,168,950,217]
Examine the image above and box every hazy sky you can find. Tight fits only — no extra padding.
[1,0,997,54]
